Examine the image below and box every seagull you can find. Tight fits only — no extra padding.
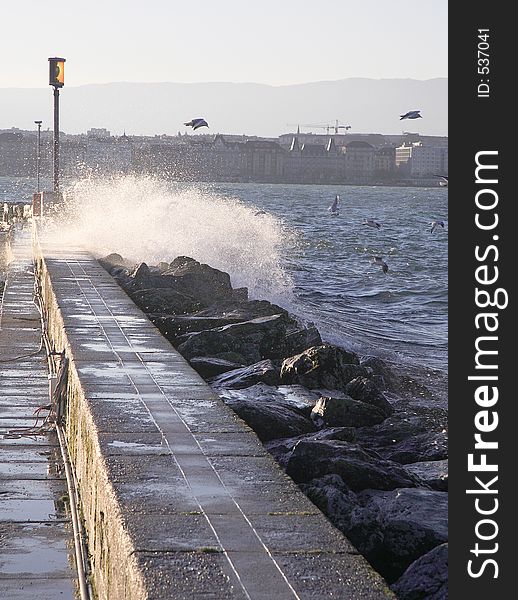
[362,219,381,229]
[254,210,267,216]
[430,220,445,233]
[328,195,340,215]
[373,256,389,274]
[433,174,448,187]
[400,110,422,120]
[184,118,209,131]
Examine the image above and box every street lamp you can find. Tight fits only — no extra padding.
[48,57,66,195]
[34,120,42,193]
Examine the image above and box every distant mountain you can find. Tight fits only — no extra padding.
[0,78,447,137]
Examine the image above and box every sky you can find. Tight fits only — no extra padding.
[2,0,448,88]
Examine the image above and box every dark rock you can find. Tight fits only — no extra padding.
[280,345,368,390]
[216,384,319,415]
[380,431,448,465]
[192,299,289,320]
[311,395,386,428]
[268,438,419,490]
[404,460,448,491]
[209,360,281,389]
[355,414,448,464]
[391,543,448,600]
[162,256,234,305]
[351,488,448,583]
[188,357,244,379]
[300,474,359,532]
[223,395,317,442]
[345,377,394,418]
[130,288,203,315]
[360,355,400,390]
[98,253,128,272]
[232,287,249,302]
[177,314,319,365]
[151,314,245,343]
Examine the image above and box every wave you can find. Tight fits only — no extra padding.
[43,174,295,302]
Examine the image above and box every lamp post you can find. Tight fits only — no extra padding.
[48,57,66,195]
[34,120,42,193]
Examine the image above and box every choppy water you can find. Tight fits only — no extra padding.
[1,176,447,374]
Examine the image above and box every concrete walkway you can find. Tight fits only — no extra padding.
[0,232,78,599]
[35,237,395,600]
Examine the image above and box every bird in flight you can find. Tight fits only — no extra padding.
[373,256,389,274]
[433,174,448,187]
[328,195,340,215]
[400,110,422,120]
[362,219,382,229]
[430,220,445,233]
[184,118,209,131]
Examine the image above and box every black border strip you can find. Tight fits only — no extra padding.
[449,4,513,596]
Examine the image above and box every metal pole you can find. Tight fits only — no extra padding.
[53,87,60,195]
[35,121,42,193]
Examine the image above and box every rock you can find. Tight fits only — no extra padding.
[311,396,386,428]
[232,287,249,302]
[223,395,317,442]
[345,377,394,418]
[216,384,319,416]
[360,355,400,390]
[162,256,234,305]
[192,299,289,320]
[151,314,245,343]
[280,345,368,390]
[268,438,419,491]
[98,253,128,272]
[355,414,448,464]
[300,474,359,532]
[130,288,203,315]
[391,543,448,600]
[177,314,319,365]
[380,431,448,465]
[209,360,281,389]
[351,488,448,583]
[188,357,244,379]
[404,460,448,491]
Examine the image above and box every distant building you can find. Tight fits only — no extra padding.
[343,141,375,183]
[395,143,448,176]
[284,136,342,183]
[373,146,396,180]
[86,128,111,139]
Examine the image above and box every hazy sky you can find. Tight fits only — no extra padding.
[2,0,447,88]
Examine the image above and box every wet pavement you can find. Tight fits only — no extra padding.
[0,232,77,599]
[34,235,395,600]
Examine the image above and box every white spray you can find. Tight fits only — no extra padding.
[43,175,294,301]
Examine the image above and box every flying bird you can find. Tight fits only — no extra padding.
[430,220,445,233]
[373,256,389,274]
[362,219,382,229]
[184,118,209,131]
[433,174,448,187]
[254,210,267,216]
[328,195,340,215]
[400,110,422,120]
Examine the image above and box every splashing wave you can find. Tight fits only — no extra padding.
[44,175,295,301]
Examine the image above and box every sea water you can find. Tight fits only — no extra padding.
[1,175,447,377]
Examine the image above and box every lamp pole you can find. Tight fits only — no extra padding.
[34,120,42,193]
[48,57,66,196]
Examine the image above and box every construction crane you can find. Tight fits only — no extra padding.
[287,120,351,134]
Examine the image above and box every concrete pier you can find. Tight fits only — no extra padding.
[0,232,77,599]
[11,231,396,600]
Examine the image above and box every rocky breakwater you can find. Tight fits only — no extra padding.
[100,253,448,599]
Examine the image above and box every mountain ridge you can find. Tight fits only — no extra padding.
[0,78,448,137]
